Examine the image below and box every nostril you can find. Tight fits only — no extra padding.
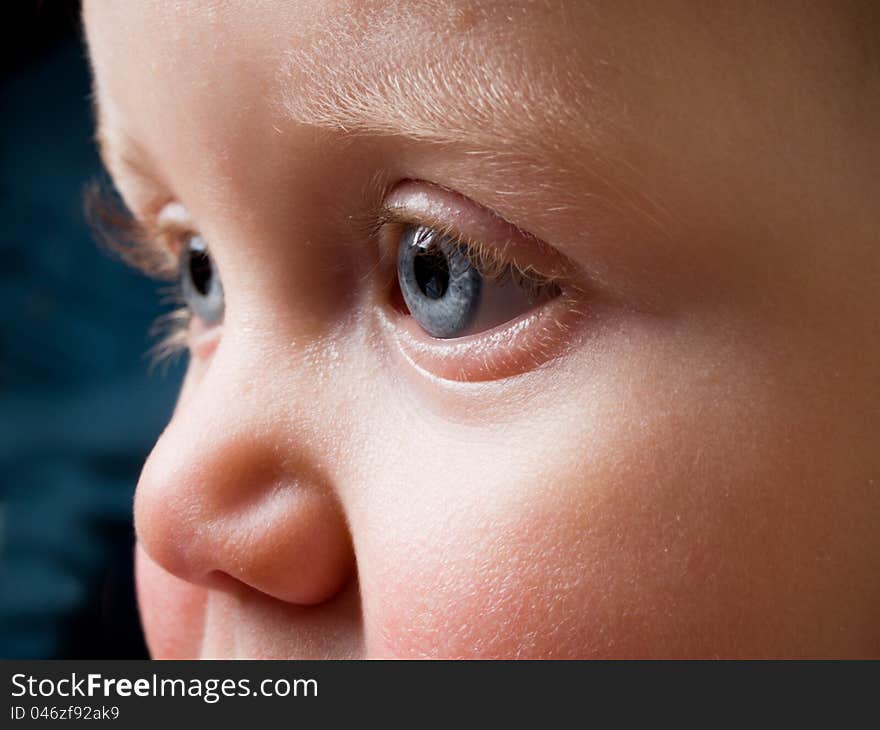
[203,569,236,590]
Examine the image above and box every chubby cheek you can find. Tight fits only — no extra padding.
[136,544,207,659]
[357,482,710,659]
[359,478,677,660]
[352,437,619,658]
[358,397,878,659]
[362,515,602,659]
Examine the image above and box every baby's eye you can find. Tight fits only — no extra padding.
[179,234,224,326]
[395,224,560,339]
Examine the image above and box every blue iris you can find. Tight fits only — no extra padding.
[179,234,224,325]
[396,225,482,339]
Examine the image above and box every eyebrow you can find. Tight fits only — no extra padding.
[272,18,672,235]
[93,5,671,241]
[273,4,608,169]
[91,0,608,166]
[93,48,591,216]
[96,41,610,230]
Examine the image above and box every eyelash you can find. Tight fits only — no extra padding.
[85,182,191,368]
[362,207,563,303]
[85,182,566,366]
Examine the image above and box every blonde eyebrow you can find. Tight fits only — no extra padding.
[270,5,677,238]
[276,41,673,239]
[279,52,592,156]
[274,4,605,164]
[92,1,672,242]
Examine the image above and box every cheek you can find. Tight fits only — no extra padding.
[357,378,879,659]
[355,462,720,659]
[355,435,615,658]
[135,544,207,659]
[363,517,602,659]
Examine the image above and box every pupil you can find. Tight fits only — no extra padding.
[189,250,213,296]
[413,249,449,300]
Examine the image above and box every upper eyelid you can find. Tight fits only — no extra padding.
[374,183,580,283]
[154,201,201,256]
[156,201,194,231]
[371,208,531,284]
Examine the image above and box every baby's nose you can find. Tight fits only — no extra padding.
[134,359,355,606]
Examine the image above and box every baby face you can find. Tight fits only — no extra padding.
[84,1,880,658]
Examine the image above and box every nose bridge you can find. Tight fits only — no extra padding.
[135,333,355,606]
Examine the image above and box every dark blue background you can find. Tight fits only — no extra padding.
[1,2,183,658]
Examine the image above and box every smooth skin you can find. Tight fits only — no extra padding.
[84,1,880,658]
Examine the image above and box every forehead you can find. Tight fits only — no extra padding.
[84,1,617,204]
[83,0,605,107]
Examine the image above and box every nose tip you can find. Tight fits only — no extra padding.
[134,426,355,606]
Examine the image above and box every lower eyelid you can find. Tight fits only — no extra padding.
[188,319,222,360]
[378,290,588,382]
